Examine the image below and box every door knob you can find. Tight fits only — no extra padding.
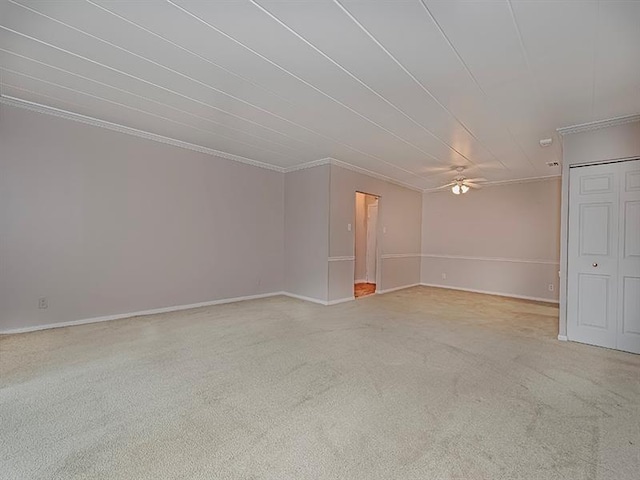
[592,263,598,267]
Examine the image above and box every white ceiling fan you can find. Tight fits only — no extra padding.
[436,167,487,195]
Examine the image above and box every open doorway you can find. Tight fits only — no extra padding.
[354,192,379,298]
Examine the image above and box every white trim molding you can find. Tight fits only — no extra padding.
[421,253,559,265]
[285,158,424,193]
[329,158,424,193]
[280,292,328,305]
[420,283,559,304]
[3,291,353,333]
[376,283,420,294]
[328,256,355,262]
[327,296,356,305]
[2,95,429,191]
[0,292,283,335]
[2,95,568,195]
[381,253,421,259]
[557,335,568,342]
[0,95,285,173]
[283,158,332,173]
[557,114,640,136]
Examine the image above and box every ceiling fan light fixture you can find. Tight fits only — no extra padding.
[461,184,469,194]
[451,184,461,195]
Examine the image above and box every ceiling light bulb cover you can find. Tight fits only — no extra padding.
[452,184,461,195]
[461,184,470,194]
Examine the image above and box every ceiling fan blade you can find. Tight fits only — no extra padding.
[465,177,487,183]
[421,166,456,174]
[435,182,456,190]
[465,182,483,189]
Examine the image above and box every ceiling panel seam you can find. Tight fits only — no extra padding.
[506,0,563,164]
[0,25,325,157]
[167,0,440,173]
[251,0,481,171]
[589,0,600,118]
[417,0,539,172]
[7,1,334,153]
[85,0,297,109]
[7,0,451,183]
[0,94,428,191]
[334,0,510,172]
[1,24,425,183]
[89,0,444,174]
[10,0,432,183]
[0,48,309,157]
[164,0,434,181]
[1,69,302,162]
[0,95,570,193]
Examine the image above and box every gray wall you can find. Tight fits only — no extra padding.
[558,120,640,337]
[421,178,562,302]
[284,165,330,302]
[329,165,422,301]
[0,104,284,332]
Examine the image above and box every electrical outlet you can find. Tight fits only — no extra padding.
[347,223,352,232]
[548,284,554,292]
[38,297,48,309]
[441,273,447,280]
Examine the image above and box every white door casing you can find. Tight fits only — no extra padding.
[366,202,378,284]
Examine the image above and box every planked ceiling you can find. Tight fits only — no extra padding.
[1,0,639,190]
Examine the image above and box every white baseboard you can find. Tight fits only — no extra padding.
[419,283,559,304]
[328,296,355,305]
[3,284,558,335]
[354,278,368,284]
[376,283,420,294]
[280,292,328,306]
[557,335,568,341]
[0,292,283,335]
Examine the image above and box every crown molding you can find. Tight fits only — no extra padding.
[283,157,332,173]
[283,157,425,193]
[423,174,561,193]
[0,95,287,173]
[328,158,425,193]
[1,94,566,195]
[556,113,640,136]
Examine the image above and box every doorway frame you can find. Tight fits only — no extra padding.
[354,191,381,296]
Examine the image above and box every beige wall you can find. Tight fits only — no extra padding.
[421,178,562,302]
[0,104,285,332]
[284,165,330,303]
[558,120,640,336]
[329,165,422,301]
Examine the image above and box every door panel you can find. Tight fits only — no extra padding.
[577,275,610,329]
[579,203,612,255]
[568,163,618,349]
[623,201,640,258]
[621,277,640,335]
[625,170,640,191]
[617,160,640,354]
[580,173,614,194]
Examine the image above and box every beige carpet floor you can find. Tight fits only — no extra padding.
[1,286,638,480]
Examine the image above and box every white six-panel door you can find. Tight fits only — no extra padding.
[567,159,640,354]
